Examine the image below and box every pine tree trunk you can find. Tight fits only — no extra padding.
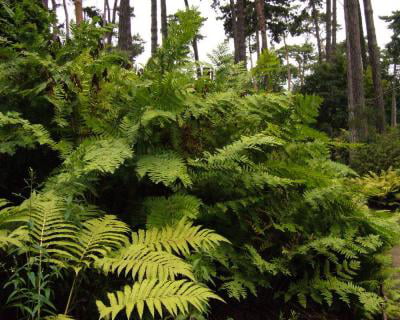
[63,0,70,39]
[255,29,260,58]
[161,0,168,41]
[236,0,247,65]
[256,0,268,51]
[392,63,398,127]
[107,0,118,45]
[118,0,132,52]
[344,0,368,142]
[230,0,239,63]
[332,0,337,52]
[74,0,83,25]
[326,0,332,61]
[248,36,253,68]
[357,1,368,70]
[363,0,386,132]
[51,0,58,39]
[151,0,158,54]
[283,33,291,91]
[184,0,201,77]
[311,0,322,63]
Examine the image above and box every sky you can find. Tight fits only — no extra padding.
[60,0,399,65]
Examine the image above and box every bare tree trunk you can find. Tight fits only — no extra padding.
[248,36,253,69]
[63,0,70,39]
[332,0,337,53]
[283,33,291,91]
[151,0,158,54]
[51,0,59,39]
[184,0,201,77]
[74,0,83,25]
[392,63,398,127]
[236,0,247,65]
[344,0,368,142]
[118,0,132,52]
[107,0,118,45]
[255,29,260,58]
[311,0,322,63]
[363,0,386,132]
[256,0,268,51]
[230,0,239,63]
[161,0,168,41]
[326,0,332,61]
[357,1,368,70]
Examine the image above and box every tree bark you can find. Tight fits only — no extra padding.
[255,0,268,51]
[74,0,83,25]
[42,0,49,9]
[326,0,332,61]
[236,0,247,65]
[161,0,168,41]
[63,0,70,39]
[363,0,386,132]
[230,0,239,63]
[255,29,260,58]
[311,0,322,63]
[344,0,368,142]
[51,0,59,39]
[392,63,397,127]
[151,0,158,54]
[117,0,132,52]
[357,1,368,70]
[283,33,291,91]
[332,0,337,52]
[184,0,201,77]
[107,0,119,45]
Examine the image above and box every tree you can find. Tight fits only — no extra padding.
[151,0,157,54]
[255,0,268,51]
[344,0,368,142]
[63,0,70,39]
[74,0,83,24]
[332,0,337,52]
[236,0,247,64]
[161,0,168,41]
[326,0,332,61]
[118,0,132,52]
[363,0,386,133]
[229,0,239,62]
[184,0,201,76]
[310,0,323,63]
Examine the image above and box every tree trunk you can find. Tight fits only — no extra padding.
[357,1,368,70]
[151,0,158,54]
[230,0,239,63]
[311,0,322,63]
[42,0,49,9]
[161,0,168,41]
[74,0,83,25]
[332,0,337,53]
[326,0,332,61]
[344,0,368,142]
[363,0,386,132]
[184,0,201,77]
[255,29,260,58]
[117,0,132,52]
[283,33,291,91]
[51,0,58,39]
[392,63,397,127]
[63,0,70,39]
[255,0,268,52]
[248,36,253,68]
[236,0,247,65]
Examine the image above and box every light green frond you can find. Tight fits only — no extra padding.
[73,215,129,272]
[136,151,192,187]
[96,245,194,281]
[45,315,75,320]
[132,220,229,256]
[96,279,223,319]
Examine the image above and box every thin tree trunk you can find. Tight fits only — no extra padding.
[63,0,70,39]
[344,0,368,142]
[230,0,239,63]
[42,0,49,9]
[358,1,368,70]
[363,0,386,132]
[283,33,291,91]
[236,0,247,65]
[255,29,260,58]
[326,0,332,61]
[107,0,118,45]
[256,0,268,51]
[311,0,322,63]
[151,0,158,54]
[392,63,397,127]
[118,0,132,52]
[332,0,337,52]
[51,0,59,39]
[161,0,168,41]
[248,36,253,68]
[74,0,83,25]
[184,0,201,77]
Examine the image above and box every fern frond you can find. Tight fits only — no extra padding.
[96,279,222,319]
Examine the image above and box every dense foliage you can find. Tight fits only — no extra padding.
[1,1,400,320]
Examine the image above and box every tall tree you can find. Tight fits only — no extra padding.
[236,0,247,64]
[151,0,158,54]
[332,0,337,52]
[63,0,70,39]
[310,0,323,63]
[363,0,386,132]
[255,0,268,51]
[107,0,119,45]
[117,0,132,52]
[229,0,239,62]
[392,64,397,127]
[344,0,368,142]
[74,0,83,24]
[357,2,368,69]
[161,0,168,41]
[42,0,49,9]
[326,0,332,61]
[184,0,201,74]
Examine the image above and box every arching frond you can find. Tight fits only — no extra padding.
[96,279,223,320]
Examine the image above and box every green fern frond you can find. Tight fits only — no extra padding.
[96,279,222,319]
[45,315,75,320]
